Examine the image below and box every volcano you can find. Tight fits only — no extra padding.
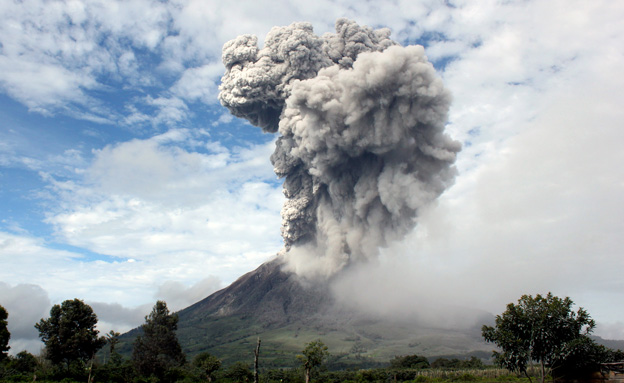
[171,258,493,367]
[179,19,488,367]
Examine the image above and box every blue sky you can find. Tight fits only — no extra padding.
[1,0,624,353]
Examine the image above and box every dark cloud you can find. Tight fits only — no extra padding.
[0,282,50,341]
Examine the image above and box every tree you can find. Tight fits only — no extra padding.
[297,339,329,383]
[0,305,10,361]
[8,351,38,374]
[224,362,252,382]
[389,354,430,369]
[482,293,595,383]
[106,330,122,365]
[35,298,106,368]
[552,336,624,378]
[132,300,185,380]
[193,352,221,382]
[253,337,261,383]
[430,356,484,369]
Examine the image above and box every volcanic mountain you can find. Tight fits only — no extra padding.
[169,258,493,367]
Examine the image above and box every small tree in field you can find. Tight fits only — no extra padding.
[0,304,10,361]
[482,293,595,383]
[132,301,185,380]
[35,299,106,369]
[106,330,122,365]
[193,352,221,382]
[297,340,329,383]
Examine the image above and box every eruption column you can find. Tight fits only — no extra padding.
[219,19,460,278]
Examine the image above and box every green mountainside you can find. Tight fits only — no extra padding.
[118,259,494,368]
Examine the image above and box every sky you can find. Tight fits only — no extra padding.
[1,0,623,354]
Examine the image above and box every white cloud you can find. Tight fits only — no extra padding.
[0,233,83,282]
[89,301,152,336]
[0,0,171,119]
[156,276,222,311]
[11,130,283,308]
[212,113,234,127]
[142,96,189,127]
[332,0,624,336]
[172,63,223,105]
[0,0,439,124]
[0,58,96,114]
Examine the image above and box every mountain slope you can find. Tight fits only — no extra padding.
[178,258,331,326]
[173,258,493,367]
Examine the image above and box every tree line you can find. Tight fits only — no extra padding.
[0,299,190,382]
[1,293,623,382]
[0,299,333,382]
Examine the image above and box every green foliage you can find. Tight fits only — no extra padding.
[193,351,221,382]
[414,376,432,382]
[132,300,186,381]
[263,368,302,383]
[298,340,329,370]
[357,368,390,382]
[552,335,624,378]
[482,293,595,383]
[8,351,38,373]
[389,354,430,369]
[106,330,123,366]
[223,361,253,382]
[34,298,106,368]
[0,305,10,361]
[430,357,484,370]
[93,357,136,383]
[449,373,478,382]
[0,350,38,382]
[297,340,329,383]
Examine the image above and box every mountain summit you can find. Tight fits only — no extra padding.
[178,258,332,327]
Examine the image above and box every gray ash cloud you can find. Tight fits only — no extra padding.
[219,19,460,278]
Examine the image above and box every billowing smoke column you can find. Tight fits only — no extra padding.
[219,19,461,278]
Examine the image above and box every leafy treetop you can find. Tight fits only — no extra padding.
[193,351,221,382]
[35,298,106,367]
[297,340,330,383]
[0,305,10,361]
[132,300,185,379]
[482,292,595,383]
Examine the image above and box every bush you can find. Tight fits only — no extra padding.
[357,368,389,382]
[263,368,302,383]
[449,373,478,382]
[414,376,432,382]
[390,355,430,369]
[223,362,253,382]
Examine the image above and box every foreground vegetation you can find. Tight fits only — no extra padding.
[0,350,546,383]
[1,293,623,382]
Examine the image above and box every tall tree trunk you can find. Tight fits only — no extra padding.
[305,367,310,383]
[87,353,95,383]
[254,338,261,383]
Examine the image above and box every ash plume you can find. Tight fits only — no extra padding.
[219,19,460,278]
